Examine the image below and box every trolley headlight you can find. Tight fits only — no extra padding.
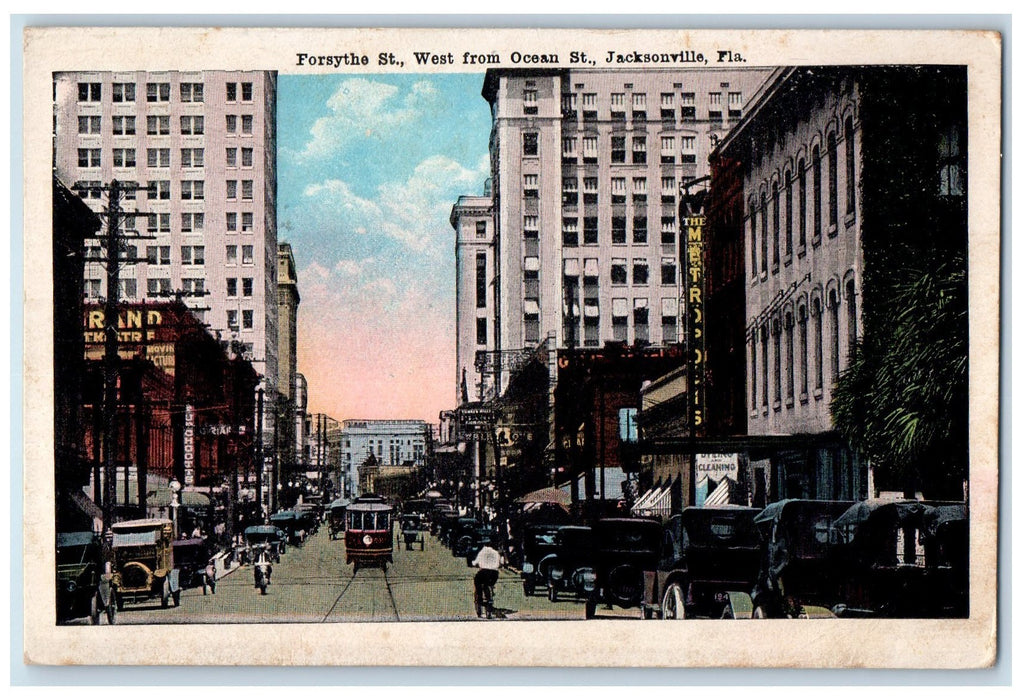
[362,534,373,546]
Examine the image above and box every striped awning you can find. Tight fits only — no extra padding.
[703,477,734,506]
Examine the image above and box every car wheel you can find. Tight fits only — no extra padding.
[584,599,597,620]
[89,593,101,625]
[106,600,116,625]
[161,580,170,608]
[173,589,181,607]
[752,605,768,619]
[641,605,655,620]
[524,579,535,597]
[661,583,686,620]
[116,593,124,612]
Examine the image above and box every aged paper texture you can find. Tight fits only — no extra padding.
[22,26,1001,668]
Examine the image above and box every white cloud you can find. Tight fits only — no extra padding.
[295,78,440,161]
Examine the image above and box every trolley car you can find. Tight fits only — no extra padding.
[344,495,394,571]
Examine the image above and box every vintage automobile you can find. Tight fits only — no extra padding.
[922,502,969,617]
[328,499,350,540]
[642,505,762,619]
[749,499,855,618]
[463,524,497,566]
[546,525,597,603]
[399,513,426,551]
[56,531,116,624]
[518,524,562,597]
[830,499,969,618]
[584,518,663,619]
[450,517,482,557]
[294,503,323,535]
[269,510,304,545]
[110,519,181,610]
[244,525,287,563]
[431,505,458,539]
[172,537,213,592]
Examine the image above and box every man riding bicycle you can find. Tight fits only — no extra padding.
[471,542,502,617]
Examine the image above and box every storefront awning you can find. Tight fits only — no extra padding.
[703,476,734,506]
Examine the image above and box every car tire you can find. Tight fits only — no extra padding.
[161,580,170,608]
[173,589,181,607]
[661,583,686,620]
[752,605,768,619]
[524,579,535,597]
[584,600,597,620]
[116,593,124,612]
[641,605,655,620]
[89,593,101,625]
[106,600,116,625]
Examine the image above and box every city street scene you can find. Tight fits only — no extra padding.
[51,62,970,626]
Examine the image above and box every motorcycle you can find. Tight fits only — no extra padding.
[253,550,272,595]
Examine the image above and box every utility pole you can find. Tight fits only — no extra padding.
[100,180,123,531]
[256,386,264,519]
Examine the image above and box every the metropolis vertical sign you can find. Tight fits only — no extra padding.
[685,214,706,434]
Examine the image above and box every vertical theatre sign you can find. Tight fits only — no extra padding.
[685,213,706,433]
[183,404,195,486]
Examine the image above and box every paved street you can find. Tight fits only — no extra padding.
[112,527,638,624]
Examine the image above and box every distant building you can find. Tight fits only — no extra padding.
[340,419,430,498]
[276,242,301,493]
[451,194,495,404]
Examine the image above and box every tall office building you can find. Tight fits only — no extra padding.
[451,194,495,403]
[53,71,280,474]
[277,242,301,475]
[458,68,772,395]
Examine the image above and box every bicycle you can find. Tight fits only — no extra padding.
[474,569,497,619]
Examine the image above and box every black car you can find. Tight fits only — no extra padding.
[56,531,115,624]
[519,524,561,597]
[172,537,213,593]
[451,517,482,557]
[546,525,597,603]
[463,525,497,566]
[644,506,762,619]
[585,518,663,619]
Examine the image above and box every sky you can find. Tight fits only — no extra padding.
[277,74,492,424]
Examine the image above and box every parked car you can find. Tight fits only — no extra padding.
[451,517,482,557]
[584,518,663,619]
[110,519,181,610]
[399,513,426,551]
[56,531,115,624]
[463,525,497,566]
[831,499,968,618]
[643,505,762,619]
[750,499,854,618]
[269,511,304,545]
[921,502,969,618]
[328,499,350,540]
[172,537,212,592]
[546,525,597,603]
[244,525,287,563]
[519,524,562,597]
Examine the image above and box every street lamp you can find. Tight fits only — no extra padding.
[169,478,182,539]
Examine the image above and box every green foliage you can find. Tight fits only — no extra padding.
[831,254,968,498]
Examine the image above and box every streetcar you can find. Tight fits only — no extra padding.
[344,495,394,572]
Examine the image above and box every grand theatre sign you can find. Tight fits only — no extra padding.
[82,306,176,375]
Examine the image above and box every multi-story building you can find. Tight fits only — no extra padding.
[340,419,430,497]
[276,242,301,487]
[711,65,967,502]
[53,71,280,477]
[467,67,772,396]
[451,193,495,403]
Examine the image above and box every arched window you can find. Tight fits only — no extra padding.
[828,288,840,382]
[772,181,780,269]
[797,303,809,398]
[784,169,793,258]
[812,297,823,392]
[772,318,782,405]
[760,192,768,275]
[827,131,838,230]
[784,311,795,403]
[846,277,858,355]
[812,145,822,242]
[844,115,856,215]
[797,157,807,250]
[749,199,758,277]
[749,335,758,413]
[761,326,769,409]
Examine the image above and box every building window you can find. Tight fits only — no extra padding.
[523,173,538,199]
[845,116,857,214]
[772,181,780,270]
[582,92,597,121]
[773,319,782,406]
[146,278,171,297]
[181,278,205,296]
[475,220,487,238]
[784,312,795,403]
[112,148,135,168]
[524,268,539,300]
[797,157,807,251]
[226,115,237,134]
[634,301,649,343]
[180,115,204,135]
[146,214,170,234]
[226,147,237,167]
[180,245,205,265]
[523,132,538,157]
[660,135,675,164]
[784,170,793,259]
[728,91,743,120]
[524,312,540,344]
[798,304,809,398]
[241,115,254,134]
[680,136,697,164]
[241,212,254,231]
[181,148,204,168]
[180,180,204,200]
[584,316,599,347]
[226,180,237,200]
[611,177,626,205]
[112,83,135,102]
[241,180,254,200]
[938,124,965,197]
[562,177,578,206]
[523,89,538,115]
[611,136,626,163]
[242,245,254,265]
[680,92,696,120]
[226,212,238,231]
[662,298,678,344]
[761,327,769,409]
[612,216,627,245]
[708,92,723,125]
[226,247,238,266]
[827,132,838,231]
[562,217,579,247]
[112,115,135,135]
[612,299,628,342]
[146,115,170,135]
[632,259,649,285]
[146,82,170,102]
[77,115,101,134]
[582,136,598,163]
[562,136,577,159]
[633,216,647,244]
[632,93,647,122]
[181,212,204,232]
[77,82,101,102]
[226,82,238,101]
[475,253,487,309]
[147,180,170,200]
[846,279,858,352]
[611,259,627,285]
[812,298,824,393]
[661,258,677,285]
[180,82,204,102]
[760,193,768,275]
[242,277,254,296]
[812,145,822,243]
[561,93,577,117]
[147,148,170,168]
[632,177,647,204]
[661,216,676,245]
[242,82,253,101]
[227,310,239,331]
[77,148,101,168]
[583,176,598,204]
[829,289,840,382]
[583,216,598,245]
[242,309,254,329]
[146,245,171,265]
[632,136,646,164]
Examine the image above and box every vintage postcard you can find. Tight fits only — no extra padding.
[21,26,1001,667]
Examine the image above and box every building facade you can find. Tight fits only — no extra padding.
[451,194,496,404]
[53,71,280,473]
[276,242,301,489]
[473,67,772,394]
[340,419,430,497]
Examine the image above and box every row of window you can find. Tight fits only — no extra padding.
[556,90,741,122]
[749,279,858,416]
[81,144,256,169]
[748,116,857,278]
[84,114,256,136]
[82,276,228,300]
[75,179,256,201]
[77,81,254,103]
[500,306,682,346]
[109,210,254,234]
